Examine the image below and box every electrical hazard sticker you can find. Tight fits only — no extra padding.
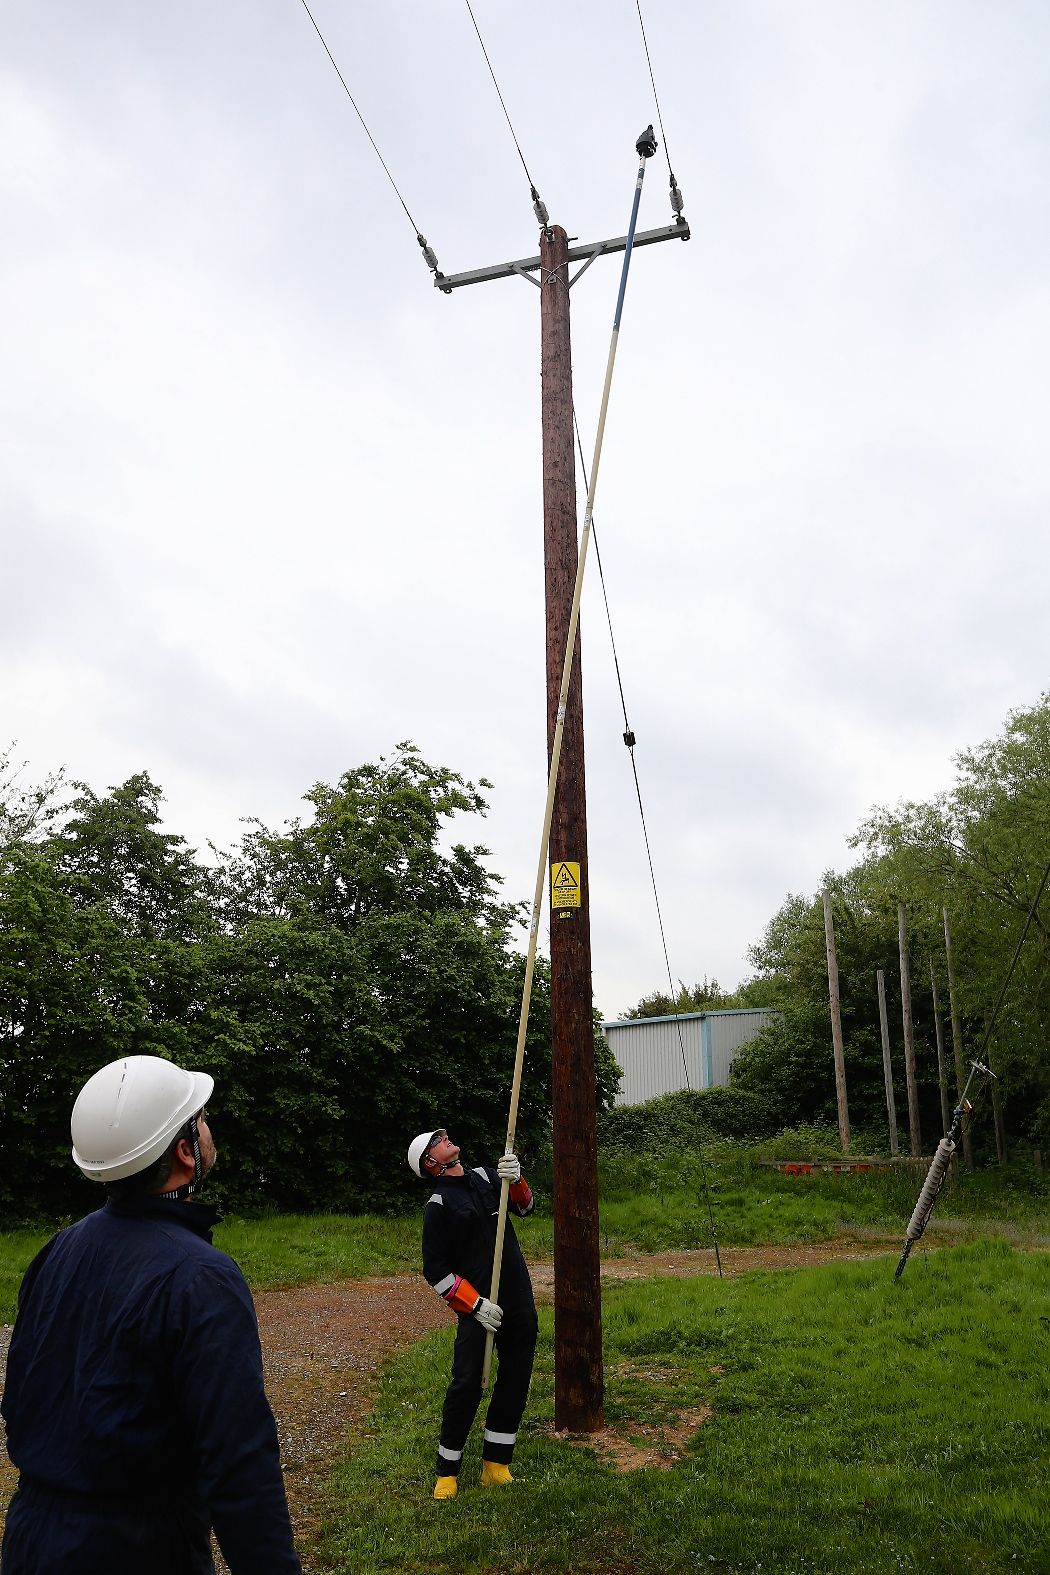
[550,861,581,909]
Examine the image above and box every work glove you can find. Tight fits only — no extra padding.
[496,1152,521,1185]
[472,1296,503,1333]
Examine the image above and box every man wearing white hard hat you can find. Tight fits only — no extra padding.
[407,1126,538,1500]
[0,1055,300,1574]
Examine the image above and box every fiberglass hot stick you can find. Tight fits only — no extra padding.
[482,127,659,1387]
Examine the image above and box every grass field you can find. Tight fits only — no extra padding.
[321,1239,1050,1575]
[2,1151,1048,1323]
[2,1158,1048,1574]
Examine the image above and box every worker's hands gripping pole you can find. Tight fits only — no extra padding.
[483,131,656,1387]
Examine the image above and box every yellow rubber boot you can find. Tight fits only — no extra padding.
[481,1461,513,1487]
[433,1475,459,1500]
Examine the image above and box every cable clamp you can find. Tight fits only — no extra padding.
[623,729,636,748]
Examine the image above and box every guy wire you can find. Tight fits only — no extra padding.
[572,407,723,1278]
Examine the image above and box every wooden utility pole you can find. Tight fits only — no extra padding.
[540,225,604,1432]
[898,902,921,1157]
[821,889,850,1153]
[929,959,952,1136]
[876,969,899,1156]
[942,907,974,1169]
[435,164,689,1433]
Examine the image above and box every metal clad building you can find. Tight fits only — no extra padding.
[601,1009,772,1106]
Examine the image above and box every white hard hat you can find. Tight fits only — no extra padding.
[407,1128,442,1178]
[71,1055,214,1183]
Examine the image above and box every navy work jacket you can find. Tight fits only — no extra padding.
[422,1164,535,1312]
[0,1195,299,1575]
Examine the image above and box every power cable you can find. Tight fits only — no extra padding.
[462,1,550,226]
[572,407,723,1279]
[634,0,686,223]
[297,0,445,281]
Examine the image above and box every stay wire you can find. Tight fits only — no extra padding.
[463,1,549,221]
[298,0,443,272]
[572,408,723,1279]
[977,856,1050,1063]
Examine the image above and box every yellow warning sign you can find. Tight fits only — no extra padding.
[551,860,581,909]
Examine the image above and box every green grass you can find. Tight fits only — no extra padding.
[2,1153,1046,1321]
[319,1239,1050,1575]
[0,1230,50,1326]
[594,1147,1050,1252]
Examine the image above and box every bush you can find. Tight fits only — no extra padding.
[597,1086,780,1153]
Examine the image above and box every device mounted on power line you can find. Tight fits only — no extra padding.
[432,127,689,296]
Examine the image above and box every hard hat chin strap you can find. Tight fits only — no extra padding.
[160,1114,203,1201]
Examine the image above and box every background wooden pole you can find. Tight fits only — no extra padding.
[821,888,850,1153]
[942,907,974,1170]
[898,902,921,1157]
[540,224,604,1433]
[876,968,899,1156]
[929,959,952,1136]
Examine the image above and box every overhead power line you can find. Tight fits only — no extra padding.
[298,0,444,280]
[635,0,686,223]
[463,1,550,226]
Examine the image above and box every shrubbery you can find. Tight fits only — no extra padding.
[597,1085,780,1154]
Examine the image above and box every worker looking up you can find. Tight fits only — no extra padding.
[0,1055,300,1575]
[407,1126,539,1500]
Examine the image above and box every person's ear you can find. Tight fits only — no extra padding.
[172,1135,195,1169]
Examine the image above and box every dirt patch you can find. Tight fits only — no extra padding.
[0,1239,900,1571]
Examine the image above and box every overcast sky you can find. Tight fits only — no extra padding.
[4,2,1049,1019]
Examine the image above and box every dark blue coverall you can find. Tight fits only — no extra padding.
[0,1196,300,1575]
[422,1163,538,1477]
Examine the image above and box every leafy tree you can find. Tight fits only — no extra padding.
[732,694,1050,1150]
[0,744,66,853]
[50,772,212,941]
[1,748,619,1220]
[621,976,744,1019]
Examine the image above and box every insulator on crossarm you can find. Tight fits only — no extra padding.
[669,175,685,217]
[531,186,549,227]
[417,233,440,273]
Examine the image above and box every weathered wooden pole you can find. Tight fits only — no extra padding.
[821,889,850,1153]
[540,223,604,1432]
[929,959,952,1136]
[942,907,974,1170]
[897,902,921,1157]
[876,969,899,1156]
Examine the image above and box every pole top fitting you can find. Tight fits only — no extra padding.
[636,123,658,159]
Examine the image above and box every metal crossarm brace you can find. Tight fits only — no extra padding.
[434,219,690,293]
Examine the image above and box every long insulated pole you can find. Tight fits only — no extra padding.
[483,130,658,1386]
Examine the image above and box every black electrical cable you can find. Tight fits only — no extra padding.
[635,0,676,181]
[573,407,723,1278]
[463,1,549,222]
[298,0,443,272]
